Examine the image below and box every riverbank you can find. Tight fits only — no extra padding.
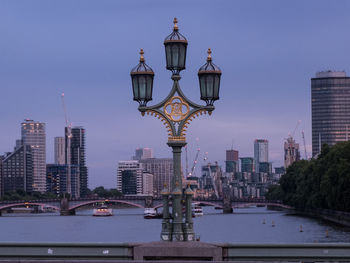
[293,208,350,228]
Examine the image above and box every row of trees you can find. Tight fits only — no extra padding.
[266,141,350,212]
[1,187,122,201]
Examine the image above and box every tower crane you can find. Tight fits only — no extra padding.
[207,163,219,199]
[61,93,72,196]
[188,147,200,177]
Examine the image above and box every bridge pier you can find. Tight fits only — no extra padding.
[60,197,75,216]
[222,187,233,214]
[144,196,153,208]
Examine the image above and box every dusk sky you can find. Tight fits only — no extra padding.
[1,0,350,188]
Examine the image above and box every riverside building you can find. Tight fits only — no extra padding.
[21,120,46,192]
[66,127,88,197]
[140,158,173,196]
[46,164,80,197]
[117,161,143,195]
[311,71,350,157]
[1,142,33,194]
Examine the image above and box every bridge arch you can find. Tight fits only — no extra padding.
[69,200,144,211]
[153,201,223,209]
[0,202,60,212]
[233,202,292,209]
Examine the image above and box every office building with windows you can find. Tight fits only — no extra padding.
[117,161,143,195]
[140,158,173,196]
[2,143,33,194]
[254,139,268,173]
[133,148,153,160]
[66,127,88,197]
[46,164,80,198]
[311,71,350,157]
[54,137,65,165]
[21,120,46,192]
[240,157,255,173]
[225,149,239,173]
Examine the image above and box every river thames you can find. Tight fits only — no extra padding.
[0,206,349,243]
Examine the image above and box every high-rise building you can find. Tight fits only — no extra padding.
[2,143,33,194]
[284,137,300,168]
[254,139,268,173]
[54,137,65,165]
[240,157,255,173]
[21,120,46,192]
[46,164,80,198]
[311,71,350,157]
[259,162,272,174]
[140,158,173,196]
[225,149,239,173]
[142,172,154,196]
[133,148,153,160]
[66,127,88,197]
[117,161,143,195]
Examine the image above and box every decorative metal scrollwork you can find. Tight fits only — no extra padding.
[163,96,190,122]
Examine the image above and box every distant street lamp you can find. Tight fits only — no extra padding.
[130,18,221,241]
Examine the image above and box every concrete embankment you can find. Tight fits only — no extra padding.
[267,205,350,227]
[296,208,350,227]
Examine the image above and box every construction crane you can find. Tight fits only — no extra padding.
[301,130,308,160]
[207,163,219,199]
[61,93,72,196]
[188,147,200,177]
[290,120,301,138]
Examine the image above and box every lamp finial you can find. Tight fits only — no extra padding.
[173,17,178,31]
[140,48,145,62]
[207,48,212,61]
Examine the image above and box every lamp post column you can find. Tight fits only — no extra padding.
[160,186,172,241]
[167,141,186,241]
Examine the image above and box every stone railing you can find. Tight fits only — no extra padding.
[0,242,350,262]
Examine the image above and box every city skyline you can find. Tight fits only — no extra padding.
[1,0,350,188]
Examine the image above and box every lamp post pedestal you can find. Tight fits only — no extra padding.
[167,141,186,241]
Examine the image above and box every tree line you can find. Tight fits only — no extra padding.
[266,141,350,212]
[1,186,122,201]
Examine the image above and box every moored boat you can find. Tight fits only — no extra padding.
[144,208,162,219]
[192,204,204,217]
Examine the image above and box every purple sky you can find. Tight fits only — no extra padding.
[1,0,350,188]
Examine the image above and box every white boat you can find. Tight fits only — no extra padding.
[93,205,113,216]
[192,204,204,217]
[144,208,161,219]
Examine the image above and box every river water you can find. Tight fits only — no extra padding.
[1,206,349,243]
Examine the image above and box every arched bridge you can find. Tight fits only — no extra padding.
[0,196,291,216]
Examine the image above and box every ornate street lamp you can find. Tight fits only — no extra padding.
[130,18,221,242]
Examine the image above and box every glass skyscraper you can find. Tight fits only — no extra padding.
[65,127,88,197]
[311,71,350,157]
[21,120,46,193]
[254,139,268,173]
